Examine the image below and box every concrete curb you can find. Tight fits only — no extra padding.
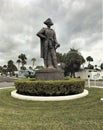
[11,89,89,101]
[0,86,14,89]
[87,86,103,89]
[100,98,103,101]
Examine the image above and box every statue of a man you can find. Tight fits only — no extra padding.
[37,18,60,69]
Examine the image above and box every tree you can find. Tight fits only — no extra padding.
[95,65,97,69]
[31,58,36,68]
[7,60,17,76]
[2,65,7,75]
[86,56,93,65]
[56,52,63,63]
[94,65,99,70]
[56,52,65,69]
[18,53,27,70]
[35,65,43,69]
[16,59,21,70]
[100,63,103,70]
[64,48,85,77]
[29,66,33,70]
[0,66,3,73]
[88,64,94,69]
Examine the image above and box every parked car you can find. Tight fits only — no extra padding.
[24,70,35,78]
[24,69,39,78]
[17,69,39,78]
[18,70,27,78]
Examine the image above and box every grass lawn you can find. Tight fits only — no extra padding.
[0,87,103,130]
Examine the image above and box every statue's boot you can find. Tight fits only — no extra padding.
[53,59,59,69]
[44,59,48,68]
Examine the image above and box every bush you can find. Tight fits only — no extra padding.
[64,76,71,80]
[15,78,85,96]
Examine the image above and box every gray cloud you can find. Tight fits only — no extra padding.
[0,0,102,67]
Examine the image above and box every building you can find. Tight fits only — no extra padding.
[76,69,103,80]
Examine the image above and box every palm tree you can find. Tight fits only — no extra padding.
[86,56,93,65]
[31,58,36,68]
[18,53,27,70]
[16,59,21,70]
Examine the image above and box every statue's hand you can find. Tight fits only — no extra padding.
[55,44,60,49]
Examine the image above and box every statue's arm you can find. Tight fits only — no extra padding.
[36,28,46,39]
[53,31,60,49]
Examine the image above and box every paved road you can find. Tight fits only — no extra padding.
[0,82,14,88]
[0,76,17,82]
[0,76,16,88]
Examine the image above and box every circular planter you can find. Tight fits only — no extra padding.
[11,89,89,101]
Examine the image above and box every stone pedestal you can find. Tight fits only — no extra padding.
[35,68,64,80]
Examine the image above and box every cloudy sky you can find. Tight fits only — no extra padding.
[0,0,102,68]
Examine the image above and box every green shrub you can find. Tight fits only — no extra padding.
[14,78,85,96]
[64,76,71,80]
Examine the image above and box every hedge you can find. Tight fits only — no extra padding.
[14,78,85,96]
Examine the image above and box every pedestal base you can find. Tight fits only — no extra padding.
[35,68,64,80]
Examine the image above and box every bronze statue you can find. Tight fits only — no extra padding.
[37,18,60,69]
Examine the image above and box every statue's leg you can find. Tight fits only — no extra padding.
[53,59,58,68]
[43,43,48,68]
[44,59,48,68]
[47,51,54,69]
[51,49,58,68]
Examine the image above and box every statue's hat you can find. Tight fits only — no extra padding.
[44,18,53,26]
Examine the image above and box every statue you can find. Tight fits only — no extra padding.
[37,18,60,69]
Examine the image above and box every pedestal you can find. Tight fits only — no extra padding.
[35,68,64,80]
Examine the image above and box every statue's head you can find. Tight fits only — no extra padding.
[44,18,54,26]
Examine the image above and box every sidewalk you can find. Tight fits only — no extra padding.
[86,86,103,89]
